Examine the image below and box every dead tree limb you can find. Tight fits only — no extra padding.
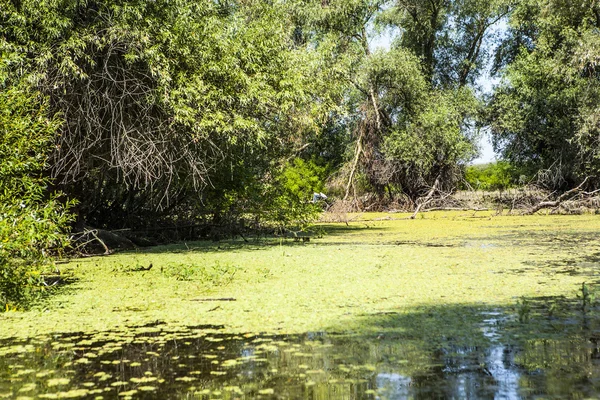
[369,87,382,131]
[344,129,364,201]
[71,228,111,255]
[344,84,382,202]
[524,177,590,215]
[87,228,111,255]
[410,175,441,219]
[285,143,312,162]
[416,207,489,212]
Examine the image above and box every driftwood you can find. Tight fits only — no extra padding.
[71,226,137,255]
[523,178,590,215]
[410,176,442,219]
[420,207,490,212]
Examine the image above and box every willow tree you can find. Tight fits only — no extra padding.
[362,0,512,200]
[487,0,600,189]
[290,0,494,203]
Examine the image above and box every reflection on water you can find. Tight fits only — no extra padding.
[2,319,600,399]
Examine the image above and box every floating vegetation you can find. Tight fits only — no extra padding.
[2,212,600,397]
[0,327,389,398]
[46,378,70,387]
[0,316,599,398]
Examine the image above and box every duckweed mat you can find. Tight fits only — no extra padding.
[3,211,600,398]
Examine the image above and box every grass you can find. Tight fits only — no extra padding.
[1,210,599,341]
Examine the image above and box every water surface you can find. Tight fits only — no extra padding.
[3,313,600,399]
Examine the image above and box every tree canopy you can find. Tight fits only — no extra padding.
[487,0,600,189]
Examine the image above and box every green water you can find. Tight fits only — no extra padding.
[3,309,600,399]
[3,212,600,398]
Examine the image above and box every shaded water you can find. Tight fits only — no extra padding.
[3,318,600,399]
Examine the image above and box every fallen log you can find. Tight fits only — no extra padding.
[421,207,490,212]
[71,227,136,255]
[523,177,590,215]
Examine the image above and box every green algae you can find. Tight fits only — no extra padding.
[46,379,70,387]
[1,212,600,397]
[2,211,599,339]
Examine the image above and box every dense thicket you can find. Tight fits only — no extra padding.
[1,0,339,231]
[1,0,519,233]
[0,85,72,309]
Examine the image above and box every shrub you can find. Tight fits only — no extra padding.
[262,158,327,229]
[0,85,73,310]
[464,161,520,191]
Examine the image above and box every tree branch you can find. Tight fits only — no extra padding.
[524,177,591,215]
[410,175,441,219]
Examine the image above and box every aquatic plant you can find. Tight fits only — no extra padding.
[517,297,531,323]
[162,261,238,286]
[577,282,596,312]
[2,211,600,397]
[2,211,600,345]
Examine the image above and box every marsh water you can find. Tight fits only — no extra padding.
[3,313,600,399]
[4,213,600,398]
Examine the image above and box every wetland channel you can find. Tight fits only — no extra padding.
[3,211,600,399]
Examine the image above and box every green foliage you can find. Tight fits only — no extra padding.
[464,161,520,191]
[293,0,491,200]
[262,158,326,229]
[362,48,429,116]
[9,0,592,240]
[0,0,339,230]
[381,87,479,196]
[0,0,513,229]
[382,0,512,87]
[488,0,600,189]
[280,159,327,202]
[0,85,73,310]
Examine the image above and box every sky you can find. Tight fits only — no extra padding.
[471,133,496,165]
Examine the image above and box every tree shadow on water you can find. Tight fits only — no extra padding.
[1,301,600,399]
[335,301,600,399]
[121,223,390,255]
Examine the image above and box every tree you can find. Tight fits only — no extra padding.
[487,0,600,189]
[380,86,479,198]
[382,0,513,87]
[0,0,335,230]
[291,0,485,202]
